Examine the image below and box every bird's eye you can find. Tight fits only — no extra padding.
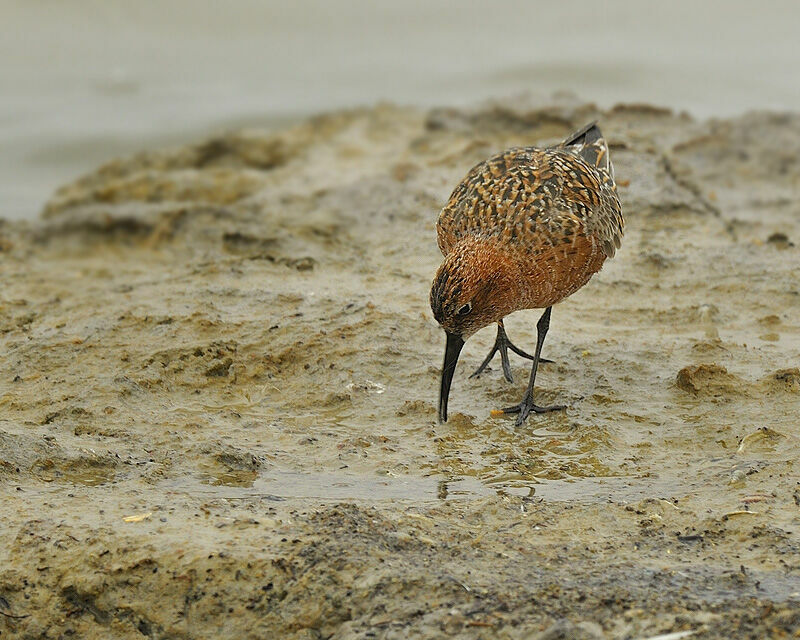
[457,302,472,316]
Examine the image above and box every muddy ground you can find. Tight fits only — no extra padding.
[1,95,799,639]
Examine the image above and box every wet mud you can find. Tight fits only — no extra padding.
[1,95,799,638]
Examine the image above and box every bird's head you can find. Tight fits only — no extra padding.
[429,236,522,422]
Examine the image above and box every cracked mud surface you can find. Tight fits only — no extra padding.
[1,95,799,638]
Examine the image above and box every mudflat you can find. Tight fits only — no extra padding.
[1,95,799,639]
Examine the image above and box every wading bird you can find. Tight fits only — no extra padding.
[430,122,624,425]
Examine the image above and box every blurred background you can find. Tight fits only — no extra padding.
[3,0,798,221]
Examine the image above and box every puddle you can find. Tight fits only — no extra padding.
[162,467,700,505]
[167,470,494,502]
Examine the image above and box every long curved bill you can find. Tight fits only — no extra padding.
[438,331,465,423]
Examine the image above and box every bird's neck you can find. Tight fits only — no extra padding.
[454,235,528,319]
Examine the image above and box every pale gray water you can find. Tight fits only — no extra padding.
[3,0,799,220]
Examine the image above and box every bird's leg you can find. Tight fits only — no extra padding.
[498,307,565,426]
[470,320,552,383]
[470,321,517,382]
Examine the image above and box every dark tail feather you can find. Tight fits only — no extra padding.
[560,121,602,147]
[559,121,613,178]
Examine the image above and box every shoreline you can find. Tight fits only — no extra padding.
[1,95,799,638]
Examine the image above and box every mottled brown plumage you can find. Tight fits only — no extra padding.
[430,122,624,425]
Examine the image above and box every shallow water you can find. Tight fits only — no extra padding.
[4,0,800,220]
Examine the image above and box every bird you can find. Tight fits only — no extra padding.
[429,122,624,425]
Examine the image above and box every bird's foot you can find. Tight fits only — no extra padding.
[492,397,566,426]
[470,326,552,382]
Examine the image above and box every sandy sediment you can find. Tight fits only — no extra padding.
[1,94,799,638]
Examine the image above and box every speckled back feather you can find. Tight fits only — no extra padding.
[436,123,623,266]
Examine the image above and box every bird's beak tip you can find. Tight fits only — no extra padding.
[438,331,465,424]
